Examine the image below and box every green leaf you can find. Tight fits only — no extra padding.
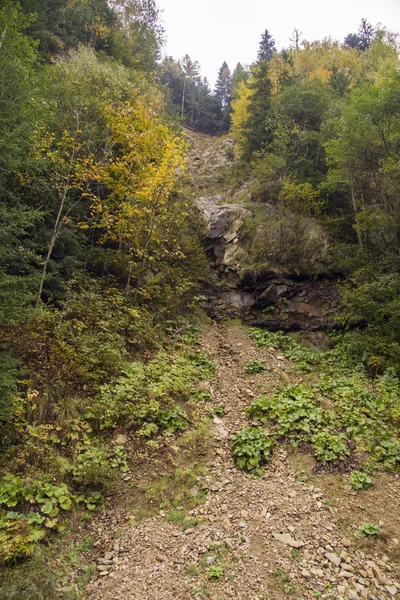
[41,501,54,515]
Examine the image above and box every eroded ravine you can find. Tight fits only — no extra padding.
[89,323,400,600]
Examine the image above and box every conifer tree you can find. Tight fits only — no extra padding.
[215,61,232,108]
[241,29,276,157]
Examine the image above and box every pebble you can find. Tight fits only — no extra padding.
[340,570,354,579]
[210,482,222,492]
[385,586,398,597]
[326,552,341,567]
[310,568,324,578]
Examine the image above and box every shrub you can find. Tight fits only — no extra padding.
[156,404,189,434]
[311,431,350,462]
[249,385,324,443]
[0,475,74,562]
[232,428,276,475]
[71,444,114,488]
[244,360,266,374]
[349,471,372,489]
[357,523,381,537]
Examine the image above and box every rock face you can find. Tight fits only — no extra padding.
[207,274,340,331]
[198,198,252,285]
[185,129,340,331]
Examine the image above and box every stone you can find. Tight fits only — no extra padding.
[385,586,398,597]
[97,558,113,565]
[326,552,341,567]
[115,434,127,444]
[272,533,304,548]
[209,482,222,492]
[301,569,311,578]
[339,571,354,579]
[310,568,324,578]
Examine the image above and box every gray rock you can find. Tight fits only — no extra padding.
[310,567,324,578]
[209,482,222,492]
[326,552,341,567]
[339,570,354,579]
[272,532,304,548]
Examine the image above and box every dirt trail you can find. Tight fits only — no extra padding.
[89,323,400,600]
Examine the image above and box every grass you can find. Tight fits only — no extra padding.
[0,530,96,600]
[166,509,201,530]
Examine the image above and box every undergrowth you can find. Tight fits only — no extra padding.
[233,328,400,474]
[0,284,214,564]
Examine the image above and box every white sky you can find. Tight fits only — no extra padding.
[159,0,400,87]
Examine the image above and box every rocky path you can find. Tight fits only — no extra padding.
[88,323,400,600]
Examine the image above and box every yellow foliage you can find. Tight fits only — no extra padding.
[230,80,252,155]
[90,100,186,262]
[293,39,362,89]
[269,53,293,95]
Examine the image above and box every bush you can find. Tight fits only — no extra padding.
[244,360,266,374]
[232,428,276,475]
[247,369,400,468]
[349,471,372,489]
[339,272,400,374]
[89,350,199,430]
[311,431,350,462]
[249,385,324,443]
[71,443,114,489]
[357,523,381,537]
[0,475,74,562]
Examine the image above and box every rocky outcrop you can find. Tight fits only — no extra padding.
[207,274,340,331]
[185,128,340,331]
[197,198,252,285]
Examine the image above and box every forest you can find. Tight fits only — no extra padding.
[0,1,400,597]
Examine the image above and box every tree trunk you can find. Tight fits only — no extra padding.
[181,76,187,120]
[350,174,364,252]
[35,188,67,307]
[125,261,133,296]
[191,84,196,124]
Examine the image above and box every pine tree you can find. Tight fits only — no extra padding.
[215,61,232,108]
[257,29,276,62]
[344,18,375,51]
[241,30,276,156]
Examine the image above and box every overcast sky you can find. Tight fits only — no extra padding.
[159,0,400,87]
